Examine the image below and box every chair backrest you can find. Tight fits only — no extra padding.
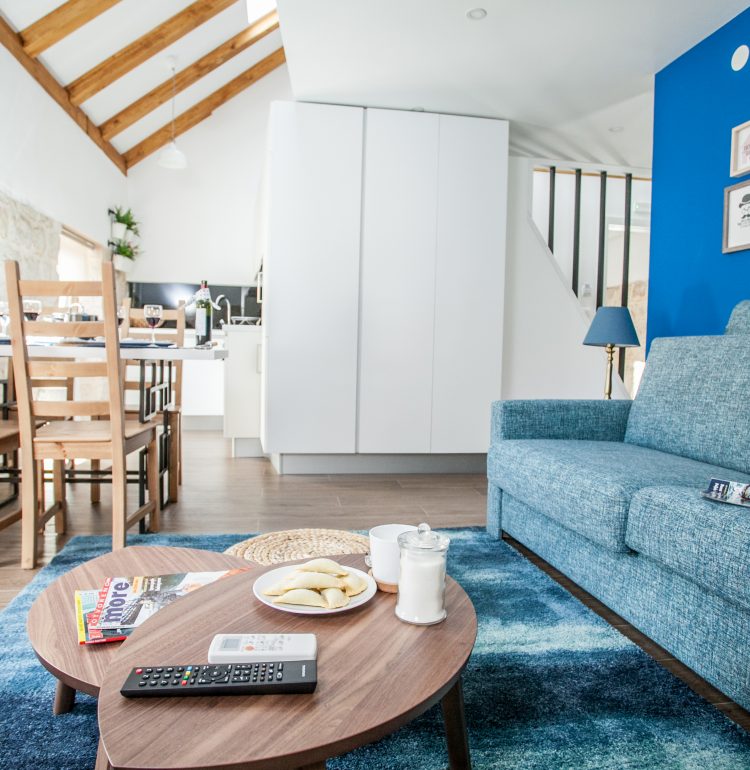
[624,334,750,474]
[4,260,126,448]
[121,298,186,408]
[725,300,750,335]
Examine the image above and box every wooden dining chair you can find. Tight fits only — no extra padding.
[5,260,159,569]
[120,298,185,504]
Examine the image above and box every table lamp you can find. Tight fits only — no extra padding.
[583,307,640,399]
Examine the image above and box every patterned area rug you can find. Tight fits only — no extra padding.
[2,529,750,770]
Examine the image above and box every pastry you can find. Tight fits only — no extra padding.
[273,589,328,608]
[321,587,350,609]
[341,573,367,597]
[284,571,345,591]
[296,558,349,576]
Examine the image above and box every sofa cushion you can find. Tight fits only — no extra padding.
[487,439,749,553]
[725,300,750,335]
[626,485,750,612]
[624,335,750,475]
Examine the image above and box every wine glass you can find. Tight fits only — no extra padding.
[0,301,8,337]
[23,299,42,321]
[143,304,163,346]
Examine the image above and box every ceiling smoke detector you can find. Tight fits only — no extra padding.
[466,8,487,20]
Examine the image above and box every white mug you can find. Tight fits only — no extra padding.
[368,524,417,585]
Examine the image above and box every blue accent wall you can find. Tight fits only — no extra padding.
[649,8,750,344]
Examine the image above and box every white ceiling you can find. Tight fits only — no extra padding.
[277,0,750,169]
[0,0,283,155]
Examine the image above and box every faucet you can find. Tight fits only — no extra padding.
[214,295,232,327]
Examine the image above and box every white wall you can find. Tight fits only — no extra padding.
[127,65,293,286]
[503,156,629,400]
[0,46,126,246]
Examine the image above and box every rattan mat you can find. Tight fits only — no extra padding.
[225,528,369,565]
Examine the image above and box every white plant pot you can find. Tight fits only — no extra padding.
[111,222,127,240]
[113,254,134,273]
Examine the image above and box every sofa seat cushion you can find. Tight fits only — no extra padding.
[487,440,748,553]
[627,485,750,612]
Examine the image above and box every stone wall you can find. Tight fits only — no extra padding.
[0,189,60,301]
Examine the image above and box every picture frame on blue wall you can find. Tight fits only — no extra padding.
[723,179,750,253]
[730,119,750,177]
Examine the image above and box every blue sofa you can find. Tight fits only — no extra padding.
[487,306,750,709]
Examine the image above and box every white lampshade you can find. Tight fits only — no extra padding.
[158,141,187,170]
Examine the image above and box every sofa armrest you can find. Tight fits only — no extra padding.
[490,399,632,443]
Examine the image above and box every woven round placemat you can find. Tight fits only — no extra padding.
[225,528,369,565]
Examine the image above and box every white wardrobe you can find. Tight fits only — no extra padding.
[261,101,508,464]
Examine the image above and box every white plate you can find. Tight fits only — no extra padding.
[253,564,377,615]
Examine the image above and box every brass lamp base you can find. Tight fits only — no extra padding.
[604,343,615,400]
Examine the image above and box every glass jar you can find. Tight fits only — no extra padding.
[395,523,450,625]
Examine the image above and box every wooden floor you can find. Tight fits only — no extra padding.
[0,430,747,733]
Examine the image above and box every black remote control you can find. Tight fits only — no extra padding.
[120,661,317,698]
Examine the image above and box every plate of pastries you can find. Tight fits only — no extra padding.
[253,558,377,615]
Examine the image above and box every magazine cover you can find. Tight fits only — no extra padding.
[74,589,130,645]
[702,477,750,508]
[76,568,248,645]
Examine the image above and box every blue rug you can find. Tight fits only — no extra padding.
[2,529,750,770]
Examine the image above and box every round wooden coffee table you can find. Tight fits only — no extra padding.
[27,545,248,714]
[98,554,477,770]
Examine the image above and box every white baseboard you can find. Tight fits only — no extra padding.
[270,454,487,475]
[183,416,223,431]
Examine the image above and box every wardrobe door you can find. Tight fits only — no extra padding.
[357,109,439,453]
[263,101,364,453]
[431,115,509,453]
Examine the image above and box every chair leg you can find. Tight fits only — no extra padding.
[36,460,45,520]
[90,459,101,504]
[147,434,160,532]
[111,455,127,551]
[21,453,39,569]
[168,411,180,503]
[53,460,67,534]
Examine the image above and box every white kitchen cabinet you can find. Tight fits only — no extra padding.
[261,101,364,454]
[223,325,263,456]
[430,115,508,452]
[357,110,440,453]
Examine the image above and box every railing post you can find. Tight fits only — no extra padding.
[547,166,556,253]
[596,171,607,309]
[572,168,582,296]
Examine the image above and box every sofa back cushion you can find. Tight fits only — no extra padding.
[725,300,750,335]
[625,335,750,474]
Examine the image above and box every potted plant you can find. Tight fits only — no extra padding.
[111,240,140,273]
[109,207,140,241]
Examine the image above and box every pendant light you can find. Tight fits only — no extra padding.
[158,60,187,170]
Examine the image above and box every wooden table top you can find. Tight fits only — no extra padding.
[27,546,248,697]
[98,554,477,770]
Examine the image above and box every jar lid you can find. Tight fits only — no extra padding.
[398,523,450,553]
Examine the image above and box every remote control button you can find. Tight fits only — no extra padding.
[181,681,187,686]
[176,667,184,672]
[276,672,282,680]
[135,668,142,674]
[155,667,163,672]
[145,668,153,673]
[166,667,173,673]
[139,682,147,687]
[278,663,283,671]
[149,681,158,687]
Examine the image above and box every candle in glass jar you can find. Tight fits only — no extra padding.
[395,550,447,625]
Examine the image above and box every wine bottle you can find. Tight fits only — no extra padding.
[195,280,212,346]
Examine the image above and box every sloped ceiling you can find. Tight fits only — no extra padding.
[277,0,750,169]
[0,0,285,171]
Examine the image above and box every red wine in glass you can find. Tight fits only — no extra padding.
[146,317,159,328]
[24,312,39,321]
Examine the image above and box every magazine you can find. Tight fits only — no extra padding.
[74,569,248,645]
[701,478,750,508]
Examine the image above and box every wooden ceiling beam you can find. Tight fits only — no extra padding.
[100,10,279,141]
[67,0,239,105]
[20,0,123,58]
[124,47,285,169]
[0,15,126,174]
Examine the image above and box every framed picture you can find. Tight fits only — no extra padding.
[731,119,750,177]
[723,180,750,253]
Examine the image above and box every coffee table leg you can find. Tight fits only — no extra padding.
[441,676,471,770]
[53,680,76,715]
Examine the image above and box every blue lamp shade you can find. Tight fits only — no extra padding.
[583,307,640,348]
